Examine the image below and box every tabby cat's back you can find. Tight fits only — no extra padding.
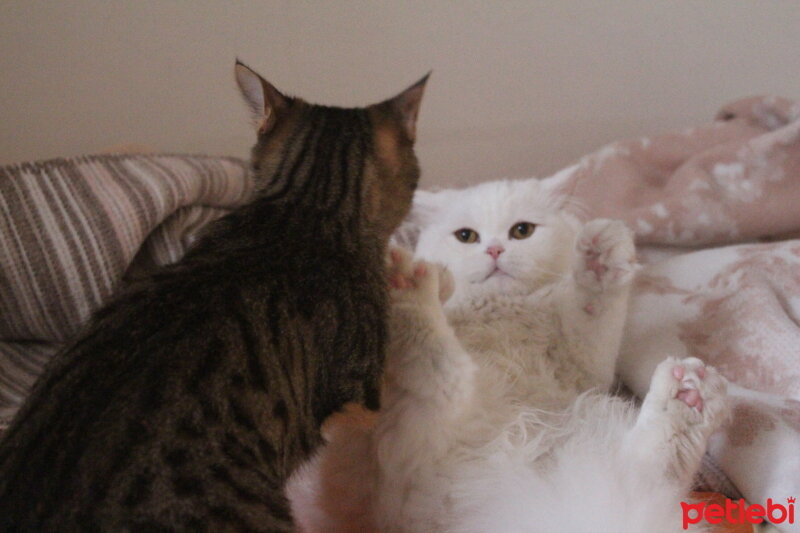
[0,61,428,532]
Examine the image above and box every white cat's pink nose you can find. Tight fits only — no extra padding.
[486,245,505,260]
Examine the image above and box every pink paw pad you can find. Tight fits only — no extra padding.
[585,251,609,280]
[389,273,410,289]
[673,364,705,412]
[387,250,428,290]
[388,249,412,289]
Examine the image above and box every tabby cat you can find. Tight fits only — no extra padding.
[0,60,428,532]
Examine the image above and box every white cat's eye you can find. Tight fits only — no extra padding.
[454,228,479,243]
[509,222,536,240]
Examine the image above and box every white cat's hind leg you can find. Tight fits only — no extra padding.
[624,357,730,487]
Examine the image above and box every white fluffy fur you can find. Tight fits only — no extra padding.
[288,178,729,533]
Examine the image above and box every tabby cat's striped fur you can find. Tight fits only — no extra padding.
[0,61,428,532]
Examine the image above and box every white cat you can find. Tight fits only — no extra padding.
[288,178,729,533]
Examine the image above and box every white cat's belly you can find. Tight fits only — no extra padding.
[451,311,596,411]
[373,353,722,533]
[414,395,706,533]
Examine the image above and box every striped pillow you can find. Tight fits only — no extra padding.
[0,153,251,429]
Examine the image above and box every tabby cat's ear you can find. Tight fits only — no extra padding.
[235,60,289,135]
[385,72,431,142]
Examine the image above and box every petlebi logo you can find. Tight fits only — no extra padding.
[681,496,796,529]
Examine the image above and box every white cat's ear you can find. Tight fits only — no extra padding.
[409,190,440,224]
[384,72,431,142]
[392,190,440,249]
[235,59,289,135]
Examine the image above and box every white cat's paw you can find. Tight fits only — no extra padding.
[573,219,637,292]
[631,357,730,484]
[387,247,453,305]
[645,356,729,432]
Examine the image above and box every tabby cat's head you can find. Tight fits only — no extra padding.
[235,60,428,240]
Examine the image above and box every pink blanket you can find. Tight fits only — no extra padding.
[543,95,800,532]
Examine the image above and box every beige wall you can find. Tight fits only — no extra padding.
[1,1,798,188]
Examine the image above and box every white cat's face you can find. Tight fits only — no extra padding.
[409,179,580,301]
